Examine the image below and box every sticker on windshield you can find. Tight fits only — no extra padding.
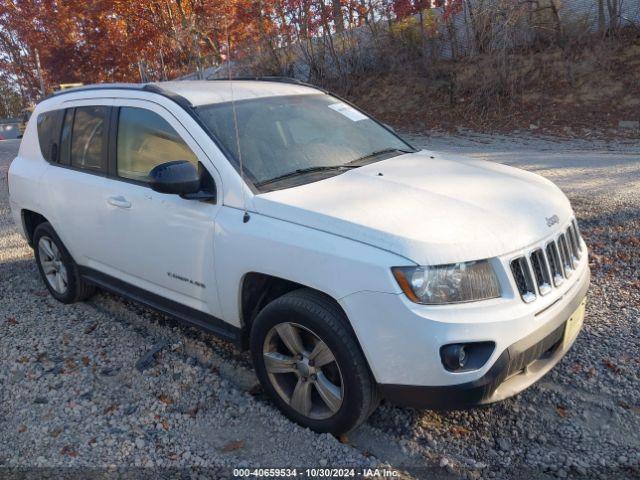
[328,102,368,122]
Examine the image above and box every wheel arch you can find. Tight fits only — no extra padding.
[239,272,361,352]
[21,209,49,247]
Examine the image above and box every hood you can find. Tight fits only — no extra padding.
[253,151,574,265]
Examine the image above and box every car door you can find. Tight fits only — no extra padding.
[91,99,223,319]
[43,100,115,264]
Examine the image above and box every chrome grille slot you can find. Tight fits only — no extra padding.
[546,241,564,286]
[510,257,536,303]
[571,218,583,253]
[567,224,580,261]
[557,233,574,276]
[530,249,552,295]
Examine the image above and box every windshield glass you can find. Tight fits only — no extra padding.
[195,94,414,188]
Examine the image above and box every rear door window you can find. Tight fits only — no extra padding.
[36,110,64,162]
[70,106,108,172]
[58,109,74,166]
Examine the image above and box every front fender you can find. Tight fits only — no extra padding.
[214,206,407,328]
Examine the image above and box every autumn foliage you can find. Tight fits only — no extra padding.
[0,0,635,125]
[0,1,467,105]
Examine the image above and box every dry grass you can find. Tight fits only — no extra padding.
[344,31,640,135]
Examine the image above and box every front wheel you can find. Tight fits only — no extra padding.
[250,289,378,434]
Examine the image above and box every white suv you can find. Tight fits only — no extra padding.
[8,79,589,434]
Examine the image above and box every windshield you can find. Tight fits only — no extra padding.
[195,94,415,189]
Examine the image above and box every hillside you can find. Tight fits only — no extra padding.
[347,33,640,138]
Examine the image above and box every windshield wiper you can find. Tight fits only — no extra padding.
[347,148,416,166]
[256,165,357,187]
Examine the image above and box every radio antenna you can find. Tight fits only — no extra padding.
[225,15,250,223]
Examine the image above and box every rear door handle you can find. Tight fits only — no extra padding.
[107,195,131,209]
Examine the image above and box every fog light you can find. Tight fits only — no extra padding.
[440,342,495,372]
[441,344,467,371]
[458,346,467,367]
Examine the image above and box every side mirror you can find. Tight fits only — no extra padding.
[149,160,200,195]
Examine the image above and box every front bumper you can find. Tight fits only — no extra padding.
[339,253,590,409]
[379,287,587,409]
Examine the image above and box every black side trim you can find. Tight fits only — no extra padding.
[78,266,241,346]
[379,351,511,410]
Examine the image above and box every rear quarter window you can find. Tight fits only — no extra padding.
[36,110,64,162]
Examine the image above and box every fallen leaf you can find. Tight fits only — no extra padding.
[621,237,640,247]
[186,406,199,418]
[50,427,63,438]
[556,405,568,418]
[103,404,118,415]
[221,440,244,452]
[18,425,26,433]
[339,434,349,444]
[451,425,471,436]
[81,356,90,366]
[158,394,173,405]
[570,363,582,373]
[162,420,170,430]
[5,317,17,325]
[602,358,621,374]
[60,445,78,458]
[60,445,78,457]
[84,323,98,334]
[17,356,29,364]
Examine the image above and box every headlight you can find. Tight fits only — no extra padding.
[392,260,501,305]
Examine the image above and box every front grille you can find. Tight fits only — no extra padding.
[572,219,583,253]
[510,218,584,303]
[510,257,536,303]
[566,223,580,262]
[530,249,552,295]
[558,233,574,276]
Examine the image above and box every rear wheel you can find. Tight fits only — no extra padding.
[250,289,378,434]
[33,222,95,303]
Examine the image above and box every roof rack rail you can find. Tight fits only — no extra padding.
[206,76,327,93]
[43,83,146,101]
[42,83,195,108]
[207,76,305,84]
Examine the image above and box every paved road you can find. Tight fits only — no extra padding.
[1,137,638,477]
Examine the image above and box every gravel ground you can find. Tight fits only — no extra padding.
[1,134,639,478]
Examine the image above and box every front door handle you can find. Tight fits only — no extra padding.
[107,195,132,209]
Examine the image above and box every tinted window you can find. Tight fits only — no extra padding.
[71,106,107,171]
[117,107,198,182]
[36,110,64,162]
[58,109,74,166]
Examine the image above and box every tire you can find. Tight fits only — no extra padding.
[250,288,379,434]
[33,222,95,304]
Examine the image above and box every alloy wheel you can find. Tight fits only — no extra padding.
[38,236,68,294]
[263,322,344,420]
